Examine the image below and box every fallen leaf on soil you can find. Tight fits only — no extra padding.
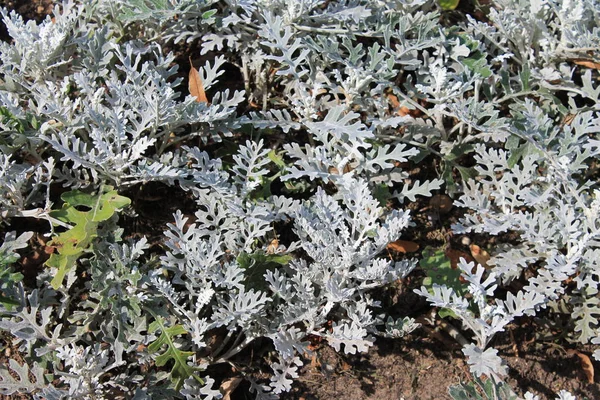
[387,240,419,253]
[469,244,490,268]
[445,248,474,283]
[221,377,243,400]
[385,90,413,117]
[189,57,208,104]
[310,353,321,370]
[567,349,594,383]
[387,93,410,116]
[571,59,600,70]
[340,360,352,371]
[429,194,453,214]
[444,248,473,270]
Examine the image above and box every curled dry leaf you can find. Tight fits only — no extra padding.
[567,349,595,383]
[188,57,209,104]
[469,244,490,268]
[266,238,279,254]
[221,376,243,400]
[571,59,600,70]
[387,239,419,253]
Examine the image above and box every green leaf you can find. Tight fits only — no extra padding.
[419,247,467,297]
[202,9,217,19]
[0,252,23,308]
[455,166,478,182]
[58,187,131,222]
[268,149,287,169]
[45,187,130,289]
[463,55,492,78]
[507,142,539,168]
[448,377,519,400]
[46,221,97,290]
[47,254,79,290]
[519,64,531,92]
[439,0,460,10]
[411,149,430,164]
[445,143,474,162]
[373,184,392,207]
[148,317,201,390]
[441,163,458,195]
[49,222,96,256]
[237,251,293,292]
[438,308,459,319]
[500,70,512,95]
[237,251,293,270]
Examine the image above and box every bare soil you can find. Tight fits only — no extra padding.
[277,328,600,400]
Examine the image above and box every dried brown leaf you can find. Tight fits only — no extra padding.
[568,349,595,383]
[328,163,354,175]
[266,238,279,254]
[445,248,473,270]
[221,377,243,400]
[189,57,208,104]
[386,92,411,116]
[572,59,600,70]
[310,353,321,370]
[562,113,577,126]
[340,360,352,371]
[469,244,490,268]
[387,240,419,253]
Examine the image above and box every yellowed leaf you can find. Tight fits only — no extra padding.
[189,57,208,104]
[387,240,419,253]
[469,244,490,268]
[221,377,243,400]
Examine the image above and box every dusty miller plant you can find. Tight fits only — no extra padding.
[0,0,597,398]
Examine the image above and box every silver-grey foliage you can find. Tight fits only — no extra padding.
[0,0,597,398]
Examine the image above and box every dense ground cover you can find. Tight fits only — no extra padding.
[0,0,599,399]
